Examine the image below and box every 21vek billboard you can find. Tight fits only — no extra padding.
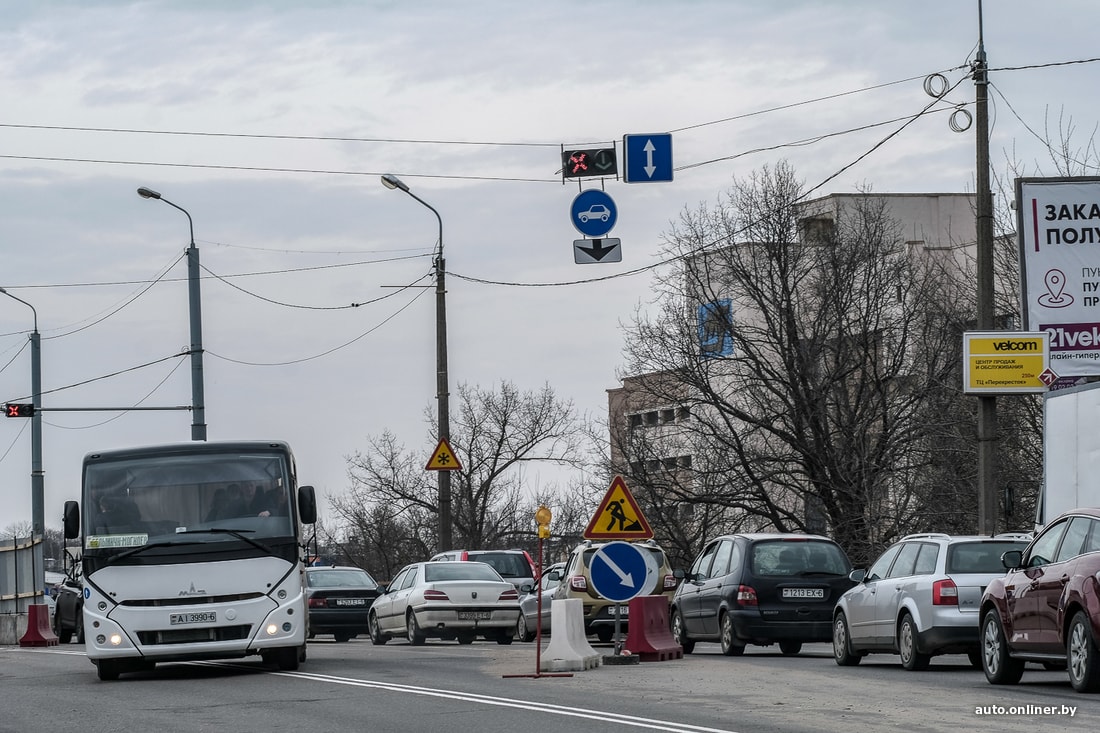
[1017,176,1100,376]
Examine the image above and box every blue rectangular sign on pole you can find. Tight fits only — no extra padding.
[623,133,673,183]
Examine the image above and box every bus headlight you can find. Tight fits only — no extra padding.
[265,624,278,636]
[109,633,122,646]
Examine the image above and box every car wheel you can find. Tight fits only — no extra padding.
[982,609,1024,685]
[333,632,352,643]
[457,633,475,645]
[495,629,514,645]
[898,614,930,671]
[406,610,426,646]
[595,627,613,644]
[368,612,388,646]
[671,610,695,654]
[719,613,745,657]
[1067,610,1100,692]
[579,215,588,223]
[967,648,983,669]
[779,640,802,656]
[833,612,862,666]
[516,614,535,643]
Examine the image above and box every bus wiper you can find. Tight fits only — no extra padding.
[109,540,202,563]
[176,528,275,555]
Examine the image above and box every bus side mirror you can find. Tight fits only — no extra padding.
[63,501,80,539]
[297,485,317,525]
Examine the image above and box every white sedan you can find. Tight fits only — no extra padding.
[368,561,523,645]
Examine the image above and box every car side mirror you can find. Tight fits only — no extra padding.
[848,568,867,583]
[1001,550,1023,569]
[519,582,534,593]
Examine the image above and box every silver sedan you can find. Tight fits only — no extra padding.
[368,561,523,645]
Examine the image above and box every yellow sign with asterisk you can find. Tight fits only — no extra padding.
[425,438,462,471]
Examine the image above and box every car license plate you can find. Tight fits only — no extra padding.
[334,598,367,607]
[612,605,629,616]
[782,588,824,600]
[170,611,216,625]
[458,611,492,621]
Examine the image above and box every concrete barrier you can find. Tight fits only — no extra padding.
[18,604,58,647]
[623,595,682,662]
[0,613,28,645]
[540,598,601,672]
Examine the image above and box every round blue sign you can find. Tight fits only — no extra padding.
[589,541,658,603]
[570,189,617,238]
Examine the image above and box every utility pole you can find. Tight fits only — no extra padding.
[974,0,998,535]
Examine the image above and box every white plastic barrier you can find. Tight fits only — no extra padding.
[540,598,601,672]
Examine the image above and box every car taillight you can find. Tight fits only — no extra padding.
[308,598,327,608]
[569,575,587,591]
[423,589,449,601]
[737,584,758,606]
[663,574,678,590]
[499,589,518,601]
[932,578,958,605]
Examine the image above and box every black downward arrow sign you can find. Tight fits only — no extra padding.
[579,238,619,261]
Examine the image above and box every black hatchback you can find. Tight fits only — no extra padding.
[671,533,854,656]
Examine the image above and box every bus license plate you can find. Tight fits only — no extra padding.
[782,588,824,600]
[170,611,217,625]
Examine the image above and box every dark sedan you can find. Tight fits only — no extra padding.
[306,566,382,642]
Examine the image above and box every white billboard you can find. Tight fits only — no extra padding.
[1017,177,1100,376]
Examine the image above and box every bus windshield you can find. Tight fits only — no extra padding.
[83,449,294,550]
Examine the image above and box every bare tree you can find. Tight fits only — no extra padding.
[617,162,977,564]
[329,380,589,571]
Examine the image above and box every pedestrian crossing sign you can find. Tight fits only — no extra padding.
[582,475,653,540]
[425,438,462,471]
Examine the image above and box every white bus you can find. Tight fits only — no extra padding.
[62,441,317,681]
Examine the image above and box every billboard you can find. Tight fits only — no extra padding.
[1017,177,1100,376]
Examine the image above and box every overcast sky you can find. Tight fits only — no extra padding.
[2,0,1098,533]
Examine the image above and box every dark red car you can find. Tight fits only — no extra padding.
[979,507,1100,692]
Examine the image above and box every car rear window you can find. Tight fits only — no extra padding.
[580,546,667,569]
[751,540,850,576]
[470,552,531,579]
[307,569,377,588]
[425,562,503,582]
[946,541,1025,574]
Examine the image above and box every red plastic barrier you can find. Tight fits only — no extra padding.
[623,595,682,662]
[19,603,59,647]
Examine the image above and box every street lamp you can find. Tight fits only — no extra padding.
[137,187,207,441]
[0,287,44,536]
[380,174,452,551]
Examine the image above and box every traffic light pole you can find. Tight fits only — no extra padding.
[0,287,44,536]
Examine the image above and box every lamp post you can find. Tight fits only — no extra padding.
[137,187,207,442]
[0,287,44,536]
[380,174,452,551]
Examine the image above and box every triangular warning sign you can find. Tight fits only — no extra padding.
[425,438,462,471]
[582,475,653,540]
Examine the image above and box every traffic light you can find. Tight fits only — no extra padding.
[4,403,34,417]
[562,148,617,179]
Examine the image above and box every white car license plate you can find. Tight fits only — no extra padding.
[335,598,367,607]
[613,605,629,616]
[782,588,824,600]
[170,611,216,625]
[458,611,492,621]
